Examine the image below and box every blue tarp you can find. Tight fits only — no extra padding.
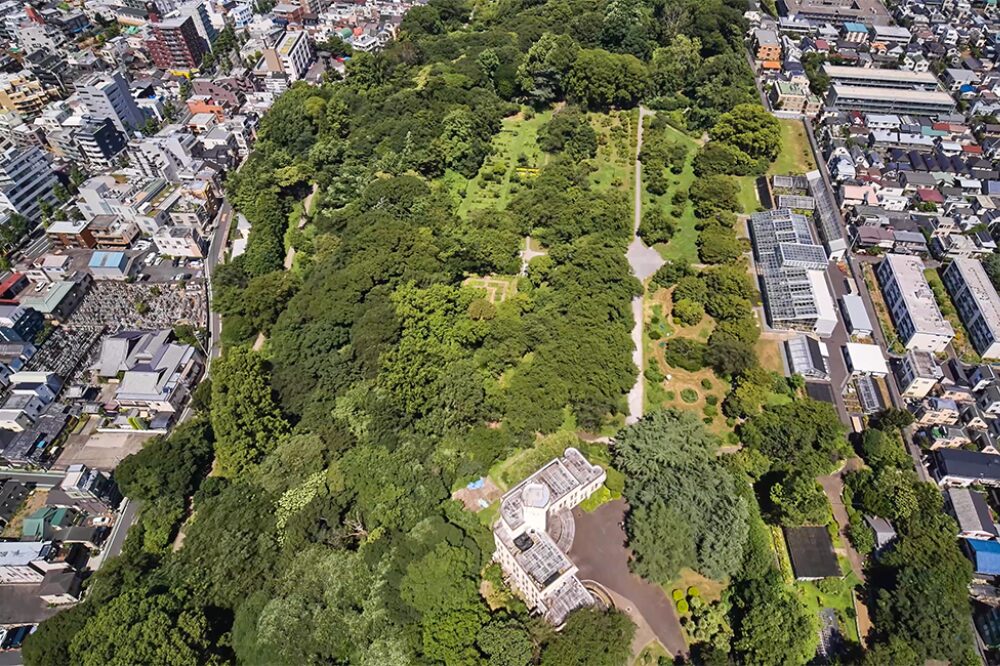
[968,539,1000,575]
[466,477,485,490]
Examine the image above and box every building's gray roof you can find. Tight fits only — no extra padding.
[947,487,998,537]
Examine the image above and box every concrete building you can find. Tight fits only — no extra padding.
[0,541,55,584]
[821,65,941,90]
[941,258,1000,360]
[754,29,781,61]
[0,141,58,222]
[749,209,837,336]
[493,448,605,626]
[946,488,997,540]
[777,0,891,25]
[75,71,145,132]
[840,294,873,337]
[826,85,957,115]
[146,4,212,71]
[770,81,823,117]
[843,342,889,377]
[255,30,314,90]
[895,349,943,400]
[153,225,205,258]
[0,71,54,119]
[88,251,131,280]
[876,254,955,353]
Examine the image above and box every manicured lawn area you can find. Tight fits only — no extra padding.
[453,108,552,219]
[666,567,727,604]
[768,119,817,176]
[755,336,785,374]
[633,641,672,665]
[737,176,763,215]
[463,275,518,303]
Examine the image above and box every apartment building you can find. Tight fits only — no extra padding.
[895,349,943,400]
[0,141,58,222]
[876,253,955,353]
[942,258,1000,359]
[146,6,212,71]
[75,71,145,132]
[0,71,55,119]
[754,29,781,61]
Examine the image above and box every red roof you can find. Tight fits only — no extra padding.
[918,189,945,203]
[962,144,984,154]
[0,272,25,296]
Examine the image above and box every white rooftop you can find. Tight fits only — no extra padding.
[882,254,955,338]
[845,342,889,375]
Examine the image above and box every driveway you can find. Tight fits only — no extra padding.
[569,499,688,657]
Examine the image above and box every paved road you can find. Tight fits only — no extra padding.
[625,107,664,425]
[101,498,139,562]
[570,500,688,657]
[205,201,233,362]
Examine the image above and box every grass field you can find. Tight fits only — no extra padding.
[452,108,552,219]
[769,119,817,176]
[796,571,864,646]
[589,110,637,199]
[737,176,763,215]
[644,123,702,264]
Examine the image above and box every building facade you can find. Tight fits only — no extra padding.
[942,258,1000,360]
[876,253,955,353]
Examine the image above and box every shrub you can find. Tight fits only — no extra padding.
[672,589,685,601]
[706,395,719,406]
[676,599,689,614]
[700,378,712,390]
[687,586,700,597]
[645,365,665,383]
[681,388,698,403]
[672,298,704,327]
[663,338,706,372]
[703,404,717,417]
[703,417,713,424]
[665,391,676,401]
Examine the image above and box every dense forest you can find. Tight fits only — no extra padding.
[22,0,976,663]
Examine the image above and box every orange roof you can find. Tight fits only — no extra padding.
[761,61,782,70]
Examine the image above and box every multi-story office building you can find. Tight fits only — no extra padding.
[876,253,955,353]
[146,5,211,71]
[942,258,1000,360]
[749,209,837,336]
[0,71,55,119]
[0,140,57,222]
[153,225,205,258]
[255,30,314,90]
[76,71,145,132]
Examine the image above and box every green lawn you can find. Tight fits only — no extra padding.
[795,571,864,646]
[737,176,762,215]
[645,123,701,264]
[769,119,817,176]
[589,110,637,199]
[452,108,552,218]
